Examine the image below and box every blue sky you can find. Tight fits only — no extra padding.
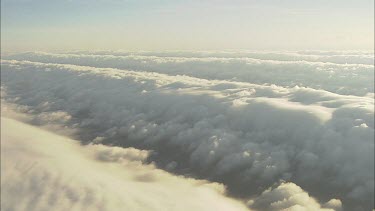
[1,0,374,51]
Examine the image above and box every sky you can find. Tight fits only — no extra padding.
[1,0,374,52]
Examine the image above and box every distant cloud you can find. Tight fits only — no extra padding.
[4,51,374,96]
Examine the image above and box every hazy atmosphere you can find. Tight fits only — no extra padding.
[1,0,374,51]
[1,1,374,211]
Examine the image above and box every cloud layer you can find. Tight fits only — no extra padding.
[2,116,342,211]
[1,117,250,211]
[1,51,373,210]
[4,51,374,96]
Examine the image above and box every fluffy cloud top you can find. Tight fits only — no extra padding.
[2,115,341,211]
[249,182,342,211]
[1,117,250,211]
[1,51,373,210]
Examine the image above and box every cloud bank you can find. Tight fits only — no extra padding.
[4,51,374,96]
[2,116,341,211]
[1,117,250,211]
[1,50,373,210]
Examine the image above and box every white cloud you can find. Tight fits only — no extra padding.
[1,117,249,211]
[4,51,374,96]
[248,182,341,211]
[1,51,373,210]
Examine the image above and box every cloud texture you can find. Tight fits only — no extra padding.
[1,51,373,210]
[1,117,252,211]
[4,51,374,96]
[2,115,346,211]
